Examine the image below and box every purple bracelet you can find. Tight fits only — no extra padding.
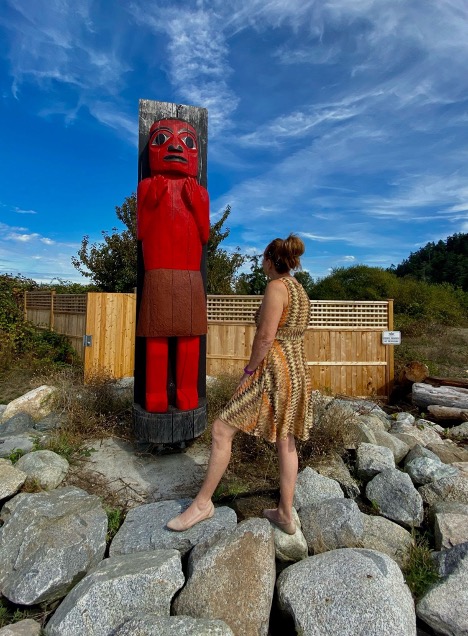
[243,366,255,376]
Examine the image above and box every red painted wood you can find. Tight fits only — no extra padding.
[137,118,209,412]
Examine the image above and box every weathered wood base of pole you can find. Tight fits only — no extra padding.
[132,399,207,447]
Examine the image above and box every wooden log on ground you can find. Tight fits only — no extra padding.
[398,361,429,384]
[412,383,468,410]
[427,405,468,421]
[424,376,468,389]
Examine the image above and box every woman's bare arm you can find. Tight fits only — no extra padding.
[243,279,288,373]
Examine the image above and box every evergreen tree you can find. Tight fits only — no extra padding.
[206,205,245,293]
[390,232,468,291]
[235,255,268,295]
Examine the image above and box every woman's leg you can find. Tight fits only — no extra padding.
[167,418,237,530]
[263,434,298,532]
[276,434,298,521]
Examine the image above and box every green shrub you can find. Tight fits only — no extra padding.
[402,532,440,600]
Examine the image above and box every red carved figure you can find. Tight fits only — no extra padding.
[136,118,210,412]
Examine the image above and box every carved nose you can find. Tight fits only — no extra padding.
[168,144,183,152]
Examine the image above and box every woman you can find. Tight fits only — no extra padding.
[167,234,313,534]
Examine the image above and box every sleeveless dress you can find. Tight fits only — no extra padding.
[218,277,313,443]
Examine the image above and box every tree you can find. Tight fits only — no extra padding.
[390,232,468,291]
[294,270,315,298]
[235,255,268,295]
[72,194,138,292]
[206,205,245,294]
[73,196,244,294]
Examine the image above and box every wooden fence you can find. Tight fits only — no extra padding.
[25,291,394,398]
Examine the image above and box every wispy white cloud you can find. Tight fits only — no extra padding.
[15,207,37,214]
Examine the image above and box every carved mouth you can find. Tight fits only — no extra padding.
[164,156,187,163]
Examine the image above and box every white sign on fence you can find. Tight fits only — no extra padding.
[382,331,401,345]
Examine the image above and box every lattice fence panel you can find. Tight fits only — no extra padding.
[54,295,87,314]
[309,301,389,328]
[207,295,262,323]
[25,291,53,310]
[207,296,389,328]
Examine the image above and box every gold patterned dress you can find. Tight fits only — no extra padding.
[218,277,313,442]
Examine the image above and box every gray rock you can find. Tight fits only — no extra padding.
[299,498,364,554]
[313,453,360,498]
[432,542,468,577]
[0,619,42,635]
[359,413,390,432]
[110,500,237,558]
[267,508,308,563]
[173,518,275,636]
[405,457,459,485]
[396,413,415,425]
[361,515,414,568]
[0,404,6,418]
[345,420,378,449]
[417,553,468,636]
[15,450,69,490]
[390,422,444,448]
[331,399,389,421]
[434,512,468,550]
[0,436,35,458]
[2,386,56,422]
[0,459,27,500]
[34,413,64,432]
[356,443,395,479]
[426,501,468,529]
[0,486,107,605]
[0,413,35,436]
[372,429,410,463]
[426,441,468,464]
[445,421,468,440]
[114,615,234,635]
[418,473,468,506]
[403,444,442,467]
[293,467,344,511]
[277,548,416,635]
[366,468,424,528]
[45,550,184,636]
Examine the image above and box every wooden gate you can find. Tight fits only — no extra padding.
[83,293,136,381]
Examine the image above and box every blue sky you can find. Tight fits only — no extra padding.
[1,0,467,284]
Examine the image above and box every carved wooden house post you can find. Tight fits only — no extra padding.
[133,99,209,446]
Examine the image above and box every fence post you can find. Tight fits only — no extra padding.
[50,291,56,331]
[387,298,394,398]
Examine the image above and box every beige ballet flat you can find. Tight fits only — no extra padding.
[263,509,296,535]
[166,502,215,532]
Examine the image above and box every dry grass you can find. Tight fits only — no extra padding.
[31,367,133,461]
[0,360,45,404]
[395,326,468,379]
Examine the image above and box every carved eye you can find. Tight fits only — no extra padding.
[152,132,169,146]
[182,136,196,149]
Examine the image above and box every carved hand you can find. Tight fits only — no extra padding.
[150,174,169,207]
[181,177,199,210]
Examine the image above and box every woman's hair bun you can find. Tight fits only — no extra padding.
[283,234,305,259]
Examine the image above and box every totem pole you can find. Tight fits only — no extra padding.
[133,100,209,446]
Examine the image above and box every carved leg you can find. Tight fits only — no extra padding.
[146,337,168,412]
[176,336,199,410]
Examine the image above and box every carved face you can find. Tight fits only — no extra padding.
[148,119,198,177]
